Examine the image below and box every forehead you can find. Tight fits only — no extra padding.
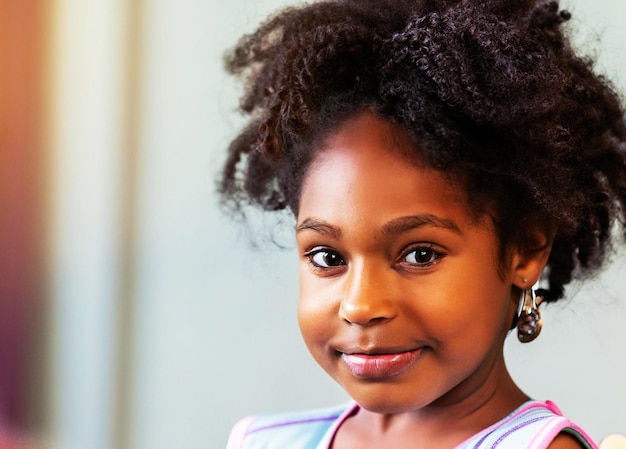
[316,111,419,168]
[298,112,479,228]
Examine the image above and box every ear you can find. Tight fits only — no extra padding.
[508,229,554,289]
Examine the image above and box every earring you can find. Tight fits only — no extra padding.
[517,289,544,343]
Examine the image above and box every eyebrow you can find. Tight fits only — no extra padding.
[380,214,462,236]
[296,214,462,239]
[296,218,342,239]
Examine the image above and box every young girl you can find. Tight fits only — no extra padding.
[219,0,626,447]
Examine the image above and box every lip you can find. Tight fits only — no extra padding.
[340,348,423,380]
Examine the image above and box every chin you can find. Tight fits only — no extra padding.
[344,383,429,415]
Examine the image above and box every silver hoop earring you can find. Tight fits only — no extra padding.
[517,289,544,343]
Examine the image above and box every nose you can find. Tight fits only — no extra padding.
[339,263,398,326]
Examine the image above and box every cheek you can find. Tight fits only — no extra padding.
[410,276,512,346]
[297,274,336,347]
[297,290,340,376]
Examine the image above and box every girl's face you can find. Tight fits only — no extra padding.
[296,112,526,415]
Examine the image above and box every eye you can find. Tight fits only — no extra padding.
[401,246,444,267]
[304,247,346,269]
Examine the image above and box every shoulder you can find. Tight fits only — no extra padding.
[226,403,355,449]
[548,432,591,449]
[460,400,598,449]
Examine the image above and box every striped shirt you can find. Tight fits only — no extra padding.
[226,400,597,449]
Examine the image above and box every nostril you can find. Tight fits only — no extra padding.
[339,299,397,326]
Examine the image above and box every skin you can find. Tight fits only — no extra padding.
[295,112,579,448]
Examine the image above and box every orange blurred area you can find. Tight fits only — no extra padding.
[0,0,48,444]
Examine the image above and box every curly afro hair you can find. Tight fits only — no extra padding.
[219,0,626,303]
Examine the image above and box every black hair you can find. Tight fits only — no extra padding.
[219,0,626,302]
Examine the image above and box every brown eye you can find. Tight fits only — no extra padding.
[402,246,443,267]
[307,249,346,268]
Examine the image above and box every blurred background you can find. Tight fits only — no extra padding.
[1,0,625,448]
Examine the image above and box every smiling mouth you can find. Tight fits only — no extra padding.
[339,348,424,380]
